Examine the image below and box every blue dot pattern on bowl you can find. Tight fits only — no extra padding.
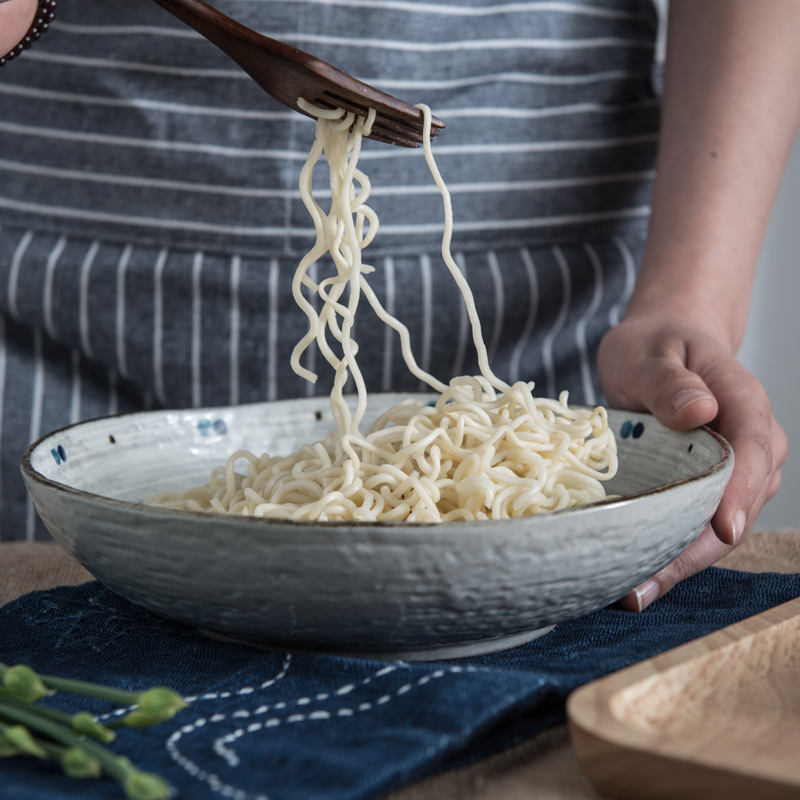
[50,445,67,465]
[198,419,228,436]
[620,420,645,440]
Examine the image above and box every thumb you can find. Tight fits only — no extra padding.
[599,332,718,431]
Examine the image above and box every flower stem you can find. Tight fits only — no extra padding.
[2,662,139,706]
[0,694,116,742]
[0,701,168,799]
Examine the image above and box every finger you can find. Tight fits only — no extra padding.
[767,468,782,501]
[770,413,789,474]
[740,419,786,530]
[708,374,779,546]
[755,415,786,506]
[638,345,720,431]
[619,523,733,612]
[746,467,781,532]
[723,458,782,548]
[600,333,718,431]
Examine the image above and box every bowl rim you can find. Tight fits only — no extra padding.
[20,404,734,531]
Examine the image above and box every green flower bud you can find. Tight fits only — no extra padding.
[0,735,21,758]
[2,665,54,703]
[139,687,186,720]
[61,746,103,779]
[72,712,116,743]
[123,770,171,800]
[0,725,48,758]
[119,688,186,728]
[113,709,152,729]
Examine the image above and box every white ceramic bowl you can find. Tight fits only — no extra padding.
[22,395,733,660]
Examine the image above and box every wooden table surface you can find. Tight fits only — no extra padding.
[3,531,799,800]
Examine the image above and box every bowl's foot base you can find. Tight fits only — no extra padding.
[198,625,556,661]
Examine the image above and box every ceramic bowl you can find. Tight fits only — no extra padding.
[21,395,733,660]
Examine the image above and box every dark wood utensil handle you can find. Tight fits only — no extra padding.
[150,0,443,143]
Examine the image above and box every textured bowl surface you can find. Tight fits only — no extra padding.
[22,395,733,659]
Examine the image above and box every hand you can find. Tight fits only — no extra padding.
[598,1,800,612]
[597,314,788,611]
[0,0,38,56]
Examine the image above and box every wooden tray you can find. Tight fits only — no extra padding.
[567,596,800,799]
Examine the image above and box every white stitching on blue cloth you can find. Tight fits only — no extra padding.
[162,654,293,800]
[165,662,475,799]
[94,653,294,724]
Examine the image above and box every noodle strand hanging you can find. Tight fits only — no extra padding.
[147,103,618,522]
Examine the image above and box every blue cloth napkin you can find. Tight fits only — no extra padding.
[1,568,799,800]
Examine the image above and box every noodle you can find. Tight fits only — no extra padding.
[146,103,618,522]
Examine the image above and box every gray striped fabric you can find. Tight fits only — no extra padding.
[0,0,659,254]
[0,0,657,540]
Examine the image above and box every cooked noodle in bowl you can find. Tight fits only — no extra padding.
[146,103,618,523]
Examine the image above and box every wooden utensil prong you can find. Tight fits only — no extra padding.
[315,93,431,144]
[295,96,422,147]
[364,131,420,148]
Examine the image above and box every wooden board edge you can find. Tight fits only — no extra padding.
[566,595,800,797]
[568,719,800,800]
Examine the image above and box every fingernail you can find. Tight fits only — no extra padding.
[732,510,746,546]
[634,579,660,612]
[672,389,713,414]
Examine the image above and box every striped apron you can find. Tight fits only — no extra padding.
[0,0,658,540]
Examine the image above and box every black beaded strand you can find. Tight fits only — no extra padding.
[0,0,57,67]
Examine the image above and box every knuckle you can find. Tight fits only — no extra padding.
[648,333,686,362]
[672,544,709,582]
[731,428,774,494]
[750,432,773,468]
[650,524,728,597]
[653,547,701,595]
[768,470,782,500]
[773,421,789,468]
